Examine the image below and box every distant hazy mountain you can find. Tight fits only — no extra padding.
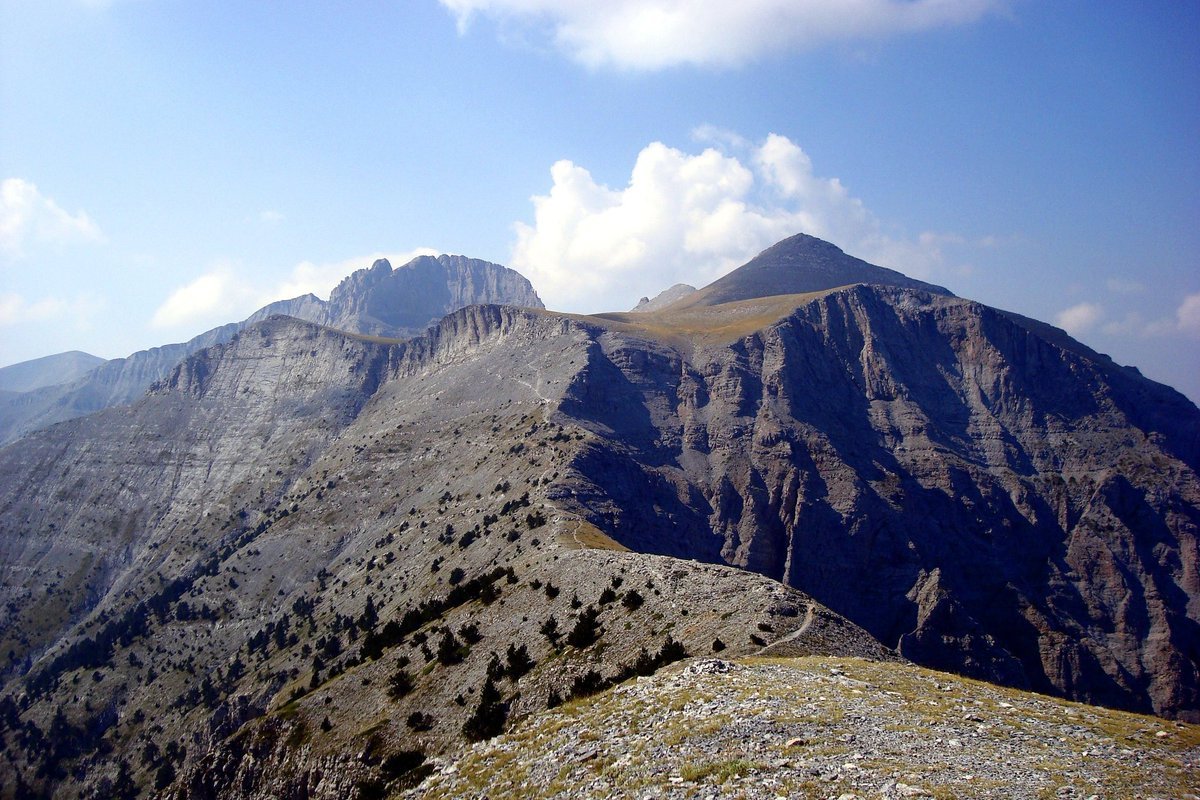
[0,350,105,393]
[0,233,1195,799]
[0,254,542,445]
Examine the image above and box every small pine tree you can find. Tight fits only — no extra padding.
[462,677,507,741]
[566,606,602,649]
[436,629,464,666]
[360,595,378,630]
[387,666,414,699]
[154,761,176,791]
[504,643,535,681]
[112,759,138,800]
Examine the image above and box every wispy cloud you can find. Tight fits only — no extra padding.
[440,0,1004,70]
[0,292,102,327]
[510,131,960,312]
[1059,291,1200,341]
[1173,292,1200,336]
[1054,302,1104,336]
[0,178,105,259]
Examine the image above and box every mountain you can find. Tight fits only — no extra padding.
[0,307,884,800]
[664,232,953,309]
[315,254,544,337]
[0,233,1196,799]
[0,255,541,446]
[0,351,106,393]
[631,283,697,312]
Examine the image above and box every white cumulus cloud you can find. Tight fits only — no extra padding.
[510,132,956,312]
[1174,292,1200,336]
[0,293,67,326]
[0,178,105,258]
[150,264,258,330]
[1054,302,1105,337]
[440,0,1003,70]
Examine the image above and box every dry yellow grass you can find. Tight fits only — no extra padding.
[559,520,631,552]
[589,290,834,348]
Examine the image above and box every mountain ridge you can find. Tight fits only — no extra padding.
[0,254,541,446]
[0,232,1196,799]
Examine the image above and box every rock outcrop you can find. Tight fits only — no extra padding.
[417,655,1200,800]
[318,254,544,337]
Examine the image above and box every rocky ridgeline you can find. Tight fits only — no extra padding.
[0,254,541,446]
[0,233,1195,799]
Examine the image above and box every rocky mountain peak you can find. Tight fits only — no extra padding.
[666,232,953,310]
[323,253,544,338]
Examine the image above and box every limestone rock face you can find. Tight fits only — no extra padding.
[320,254,544,337]
[553,283,1200,720]
[0,255,542,445]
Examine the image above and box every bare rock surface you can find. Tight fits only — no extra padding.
[555,277,1200,721]
[415,655,1200,800]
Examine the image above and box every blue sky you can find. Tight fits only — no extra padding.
[2,1,1198,402]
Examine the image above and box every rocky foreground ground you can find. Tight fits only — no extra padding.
[410,656,1200,800]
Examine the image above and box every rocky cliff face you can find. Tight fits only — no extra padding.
[0,255,542,446]
[319,254,544,338]
[552,282,1200,720]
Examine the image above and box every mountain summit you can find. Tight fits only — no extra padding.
[317,254,544,337]
[666,232,953,310]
